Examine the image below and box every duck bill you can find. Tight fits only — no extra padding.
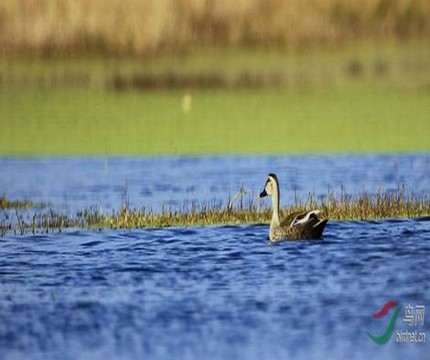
[259,189,268,198]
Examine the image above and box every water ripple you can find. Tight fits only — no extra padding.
[2,219,427,359]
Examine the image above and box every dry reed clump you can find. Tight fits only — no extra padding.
[0,195,35,209]
[0,0,429,55]
[1,189,429,236]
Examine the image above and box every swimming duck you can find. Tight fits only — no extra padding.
[259,173,327,241]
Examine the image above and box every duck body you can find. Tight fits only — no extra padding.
[259,174,327,242]
[269,209,327,241]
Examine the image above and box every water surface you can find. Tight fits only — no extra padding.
[1,220,429,359]
[1,154,428,213]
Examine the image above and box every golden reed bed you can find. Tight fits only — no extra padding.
[2,188,429,235]
[1,0,429,55]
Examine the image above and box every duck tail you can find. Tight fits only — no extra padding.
[312,219,328,238]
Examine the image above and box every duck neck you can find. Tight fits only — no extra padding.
[271,184,281,227]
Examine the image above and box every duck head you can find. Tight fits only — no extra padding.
[259,173,279,198]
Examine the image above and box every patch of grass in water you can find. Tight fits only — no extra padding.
[0,195,35,209]
[2,188,429,236]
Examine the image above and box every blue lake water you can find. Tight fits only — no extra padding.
[1,154,429,213]
[0,154,429,359]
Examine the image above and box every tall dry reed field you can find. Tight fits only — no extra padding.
[1,0,429,55]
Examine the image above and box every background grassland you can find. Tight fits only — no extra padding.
[1,85,429,155]
[1,40,429,155]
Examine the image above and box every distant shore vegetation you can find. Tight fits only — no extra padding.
[1,40,429,156]
[1,188,429,236]
[1,0,429,56]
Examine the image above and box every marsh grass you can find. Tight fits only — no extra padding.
[1,188,429,236]
[0,195,35,210]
